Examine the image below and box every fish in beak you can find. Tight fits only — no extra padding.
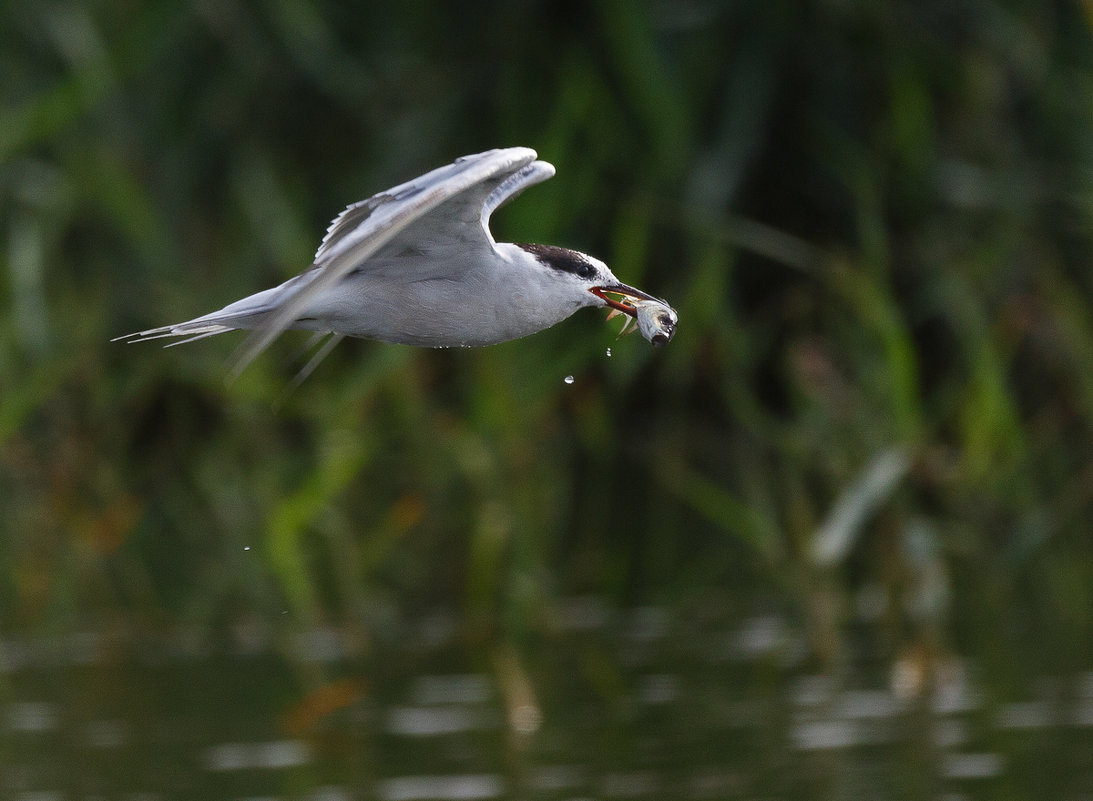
[589,284,678,346]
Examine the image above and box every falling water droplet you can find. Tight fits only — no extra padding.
[563,375,575,385]
[605,347,613,357]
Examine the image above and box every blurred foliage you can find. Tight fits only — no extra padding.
[2,0,1093,684]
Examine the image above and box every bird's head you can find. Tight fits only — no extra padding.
[515,243,663,320]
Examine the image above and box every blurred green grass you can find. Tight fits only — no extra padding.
[2,0,1093,681]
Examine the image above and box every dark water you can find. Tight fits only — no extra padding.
[3,602,1091,800]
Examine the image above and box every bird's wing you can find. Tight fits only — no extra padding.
[231,147,541,375]
[315,152,554,264]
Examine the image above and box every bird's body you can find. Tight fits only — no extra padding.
[115,148,674,368]
[260,242,603,347]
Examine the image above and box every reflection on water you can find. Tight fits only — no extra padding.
[378,774,503,800]
[204,740,312,771]
[1,605,1091,799]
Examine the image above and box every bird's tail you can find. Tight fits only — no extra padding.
[112,272,316,347]
[111,321,238,347]
[111,299,277,347]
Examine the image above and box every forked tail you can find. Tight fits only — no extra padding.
[112,272,316,347]
[111,321,238,347]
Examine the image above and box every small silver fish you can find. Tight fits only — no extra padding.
[634,299,678,347]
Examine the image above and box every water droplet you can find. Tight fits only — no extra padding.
[563,375,575,385]
[605,347,613,357]
[244,546,251,551]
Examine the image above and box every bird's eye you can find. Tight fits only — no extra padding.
[577,263,596,280]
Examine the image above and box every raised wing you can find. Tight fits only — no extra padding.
[315,151,554,264]
[231,147,541,375]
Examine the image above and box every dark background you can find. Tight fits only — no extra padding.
[2,1,1093,795]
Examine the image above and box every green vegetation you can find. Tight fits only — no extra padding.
[2,1,1092,686]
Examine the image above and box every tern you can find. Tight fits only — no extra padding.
[115,148,675,374]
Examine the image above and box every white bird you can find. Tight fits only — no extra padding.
[114,148,675,374]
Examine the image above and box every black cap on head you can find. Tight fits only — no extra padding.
[516,243,598,280]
